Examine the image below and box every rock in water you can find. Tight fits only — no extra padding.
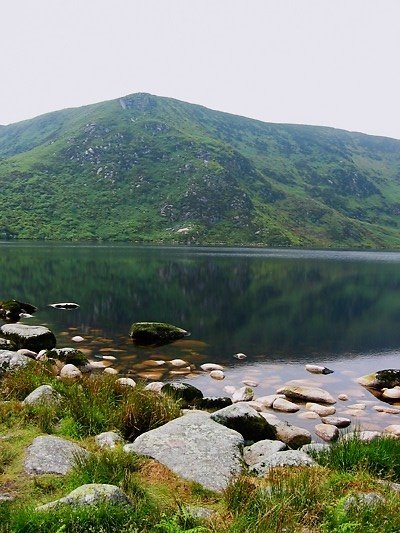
[0,324,56,351]
[357,369,400,390]
[49,302,80,309]
[130,322,189,345]
[0,300,37,322]
[261,416,312,448]
[161,382,203,406]
[305,364,334,375]
[232,386,254,403]
[315,423,339,442]
[277,385,336,405]
[124,412,243,492]
[210,403,276,441]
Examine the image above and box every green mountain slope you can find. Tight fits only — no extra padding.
[0,93,399,247]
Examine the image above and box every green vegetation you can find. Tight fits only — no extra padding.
[0,93,400,248]
[0,366,399,532]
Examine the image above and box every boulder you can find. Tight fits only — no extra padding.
[0,350,31,376]
[306,402,336,416]
[124,412,243,492]
[0,300,37,322]
[343,492,385,511]
[277,385,336,405]
[23,385,62,406]
[24,436,90,475]
[315,423,339,442]
[130,322,188,345]
[305,364,334,375]
[95,431,124,449]
[243,439,287,466]
[255,394,285,408]
[45,348,88,366]
[357,369,400,390]
[200,363,224,371]
[197,397,232,409]
[261,416,312,448]
[60,364,82,380]
[382,387,400,400]
[144,382,164,392]
[301,443,330,455]
[232,386,254,403]
[161,382,203,406]
[115,377,136,388]
[210,403,275,441]
[272,397,300,413]
[37,484,131,510]
[321,416,351,428]
[210,370,225,380]
[250,450,316,476]
[0,324,56,351]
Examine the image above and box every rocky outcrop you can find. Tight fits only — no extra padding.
[124,412,243,492]
[24,436,90,475]
[130,322,189,345]
[0,324,56,351]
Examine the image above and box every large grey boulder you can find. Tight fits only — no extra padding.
[243,439,287,466]
[124,412,243,492]
[0,324,56,351]
[261,415,312,448]
[37,484,131,510]
[357,369,400,390]
[0,350,31,376]
[210,403,276,441]
[277,385,336,405]
[250,450,316,476]
[24,436,90,475]
[23,385,62,406]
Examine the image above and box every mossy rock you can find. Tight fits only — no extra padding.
[0,299,38,322]
[357,369,400,390]
[130,322,189,345]
[45,348,89,367]
[161,382,203,407]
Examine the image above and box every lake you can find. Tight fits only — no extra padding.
[1,242,399,433]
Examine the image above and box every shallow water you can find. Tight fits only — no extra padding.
[0,242,399,435]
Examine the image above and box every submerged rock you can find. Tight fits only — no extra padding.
[130,322,189,345]
[124,412,243,492]
[0,323,56,351]
[357,369,400,390]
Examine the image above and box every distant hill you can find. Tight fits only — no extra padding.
[0,92,399,248]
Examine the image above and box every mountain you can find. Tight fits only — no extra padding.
[0,93,400,248]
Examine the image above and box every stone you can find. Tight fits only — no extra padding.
[272,397,300,413]
[242,380,259,387]
[104,367,118,375]
[60,364,82,380]
[347,403,366,410]
[277,385,336,405]
[37,484,131,510]
[305,364,333,375]
[210,403,275,441]
[161,382,203,406]
[72,335,84,342]
[261,416,312,448]
[169,359,189,368]
[357,369,400,390]
[184,505,214,520]
[232,386,254,403]
[197,397,232,409]
[298,411,319,420]
[301,443,330,454]
[233,352,247,359]
[25,436,90,475]
[321,416,351,428]
[373,405,400,414]
[343,492,385,511]
[130,322,188,345]
[383,425,400,438]
[23,385,62,406]
[95,431,124,448]
[102,355,117,361]
[342,431,381,442]
[0,350,31,376]
[315,423,339,442]
[49,302,80,309]
[124,412,243,492]
[0,299,37,322]
[250,450,316,476]
[382,387,400,400]
[243,439,287,466]
[46,348,88,366]
[200,363,224,371]
[255,394,285,408]
[17,348,38,359]
[209,370,225,380]
[224,385,237,395]
[0,324,56,351]
[144,382,164,392]
[115,377,136,388]
[338,394,349,401]
[305,402,336,416]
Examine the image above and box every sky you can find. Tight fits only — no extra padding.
[1,0,400,139]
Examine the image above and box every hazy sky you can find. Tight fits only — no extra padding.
[1,0,400,139]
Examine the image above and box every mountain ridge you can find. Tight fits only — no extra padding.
[0,92,399,248]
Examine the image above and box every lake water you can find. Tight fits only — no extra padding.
[1,242,399,434]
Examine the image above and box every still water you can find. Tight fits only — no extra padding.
[0,242,399,433]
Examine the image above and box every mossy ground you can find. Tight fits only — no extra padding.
[0,366,399,532]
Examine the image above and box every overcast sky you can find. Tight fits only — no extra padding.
[1,0,400,139]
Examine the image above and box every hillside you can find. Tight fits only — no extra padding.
[0,93,400,247]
